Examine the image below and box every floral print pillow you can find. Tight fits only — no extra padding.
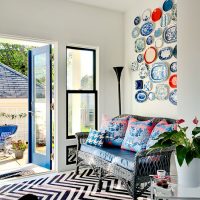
[121,119,155,152]
[86,129,105,147]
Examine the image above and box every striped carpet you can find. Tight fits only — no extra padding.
[0,169,150,200]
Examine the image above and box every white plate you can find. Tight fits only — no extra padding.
[142,9,151,21]
[155,38,163,48]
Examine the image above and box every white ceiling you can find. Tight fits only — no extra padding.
[67,0,133,12]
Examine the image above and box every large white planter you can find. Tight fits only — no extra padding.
[176,157,200,187]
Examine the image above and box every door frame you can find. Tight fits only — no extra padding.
[0,34,58,172]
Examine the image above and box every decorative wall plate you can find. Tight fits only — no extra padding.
[148,92,156,101]
[144,47,157,64]
[131,61,139,71]
[155,84,169,100]
[154,28,162,37]
[163,0,173,12]
[135,37,146,53]
[142,9,151,21]
[173,45,177,58]
[152,8,162,22]
[169,74,177,88]
[140,22,154,36]
[158,47,173,60]
[149,62,169,83]
[169,89,177,105]
[163,26,177,43]
[170,62,177,73]
[132,27,140,38]
[155,38,163,48]
[144,81,153,91]
[172,4,177,21]
[146,35,154,45]
[135,80,143,90]
[160,13,171,27]
[139,63,149,79]
[135,90,148,103]
[134,16,141,26]
[137,54,144,63]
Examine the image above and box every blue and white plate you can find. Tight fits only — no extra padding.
[172,4,177,21]
[132,27,140,38]
[142,9,151,21]
[134,16,141,26]
[135,80,143,90]
[137,54,144,63]
[170,62,177,73]
[158,47,173,60]
[141,22,154,36]
[139,63,149,79]
[173,45,177,58]
[154,28,162,37]
[146,35,154,45]
[169,89,177,105]
[135,90,148,103]
[163,0,173,12]
[144,81,153,91]
[160,13,171,27]
[135,37,146,53]
[148,92,156,101]
[156,84,169,100]
[163,26,177,43]
[131,61,139,71]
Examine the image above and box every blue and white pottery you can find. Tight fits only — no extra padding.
[170,62,177,73]
[169,89,177,105]
[160,13,171,27]
[137,54,144,63]
[142,9,151,21]
[135,90,148,103]
[173,45,177,58]
[163,26,177,43]
[149,62,169,83]
[146,35,154,45]
[154,28,162,38]
[131,61,139,71]
[155,38,163,48]
[148,92,156,101]
[144,81,153,91]
[172,4,177,21]
[135,80,143,90]
[132,27,140,38]
[139,63,149,79]
[155,84,169,100]
[134,16,141,26]
[158,47,173,60]
[163,0,173,12]
[135,37,146,53]
[140,22,154,36]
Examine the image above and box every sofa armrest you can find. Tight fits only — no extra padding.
[75,132,89,150]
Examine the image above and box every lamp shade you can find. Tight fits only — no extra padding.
[113,67,124,82]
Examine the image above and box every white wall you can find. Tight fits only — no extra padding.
[123,0,177,119]
[0,0,124,171]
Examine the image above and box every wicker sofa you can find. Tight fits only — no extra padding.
[75,115,176,199]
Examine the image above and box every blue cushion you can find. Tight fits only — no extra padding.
[86,129,104,147]
[80,143,137,171]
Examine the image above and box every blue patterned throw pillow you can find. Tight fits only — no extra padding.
[86,129,104,147]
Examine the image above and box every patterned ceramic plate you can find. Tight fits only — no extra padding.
[169,74,177,88]
[132,27,140,38]
[146,35,154,45]
[161,13,171,27]
[170,62,177,73]
[142,9,151,21]
[152,8,162,22]
[163,0,173,12]
[172,4,177,21]
[139,63,149,79]
[140,22,154,36]
[144,47,157,64]
[163,25,177,43]
[134,16,141,26]
[148,92,156,101]
[144,81,153,91]
[169,89,177,105]
[173,45,177,58]
[158,47,173,60]
[131,61,139,71]
[156,84,169,100]
[135,80,143,90]
[155,38,163,48]
[137,54,144,63]
[154,28,162,37]
[135,38,146,53]
[135,90,148,103]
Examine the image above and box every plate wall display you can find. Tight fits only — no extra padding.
[132,27,140,38]
[131,61,139,71]
[146,35,154,45]
[139,63,149,79]
[163,0,173,12]
[144,47,157,64]
[142,9,151,21]
[135,90,148,103]
[170,62,177,73]
[160,13,171,27]
[155,84,169,100]
[135,37,146,53]
[152,8,162,22]
[135,80,143,90]
[163,25,177,43]
[149,62,169,83]
[172,4,177,21]
[154,28,162,37]
[148,92,156,101]
[137,54,144,63]
[173,45,177,58]
[169,89,177,105]
[134,16,141,26]
[155,38,163,48]
[169,74,177,88]
[158,47,173,60]
[144,81,153,91]
[140,22,154,36]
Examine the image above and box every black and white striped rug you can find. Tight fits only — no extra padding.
[0,169,150,200]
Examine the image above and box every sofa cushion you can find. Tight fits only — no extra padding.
[86,129,104,147]
[80,143,137,171]
[121,119,155,152]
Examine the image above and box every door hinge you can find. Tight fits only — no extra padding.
[51,153,54,160]
[50,103,54,110]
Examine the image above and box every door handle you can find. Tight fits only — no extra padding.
[28,111,34,115]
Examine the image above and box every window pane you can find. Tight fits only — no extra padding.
[67,48,94,90]
[68,93,96,137]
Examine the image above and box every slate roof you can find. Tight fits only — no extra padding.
[0,62,44,98]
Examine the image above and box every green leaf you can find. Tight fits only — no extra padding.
[192,127,200,136]
[193,137,200,156]
[185,151,194,165]
[176,145,188,166]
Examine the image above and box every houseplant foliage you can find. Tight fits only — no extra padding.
[12,140,27,159]
[149,117,200,166]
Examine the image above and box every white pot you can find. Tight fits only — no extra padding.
[176,157,200,187]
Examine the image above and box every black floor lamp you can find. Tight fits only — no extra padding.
[113,66,124,115]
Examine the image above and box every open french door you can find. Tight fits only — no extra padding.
[28,45,52,170]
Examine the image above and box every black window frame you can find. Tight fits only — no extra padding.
[66,46,98,139]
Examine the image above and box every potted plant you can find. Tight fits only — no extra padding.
[149,117,200,187]
[12,140,27,159]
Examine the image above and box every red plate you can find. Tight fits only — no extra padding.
[144,47,157,64]
[169,74,177,88]
[152,8,162,22]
